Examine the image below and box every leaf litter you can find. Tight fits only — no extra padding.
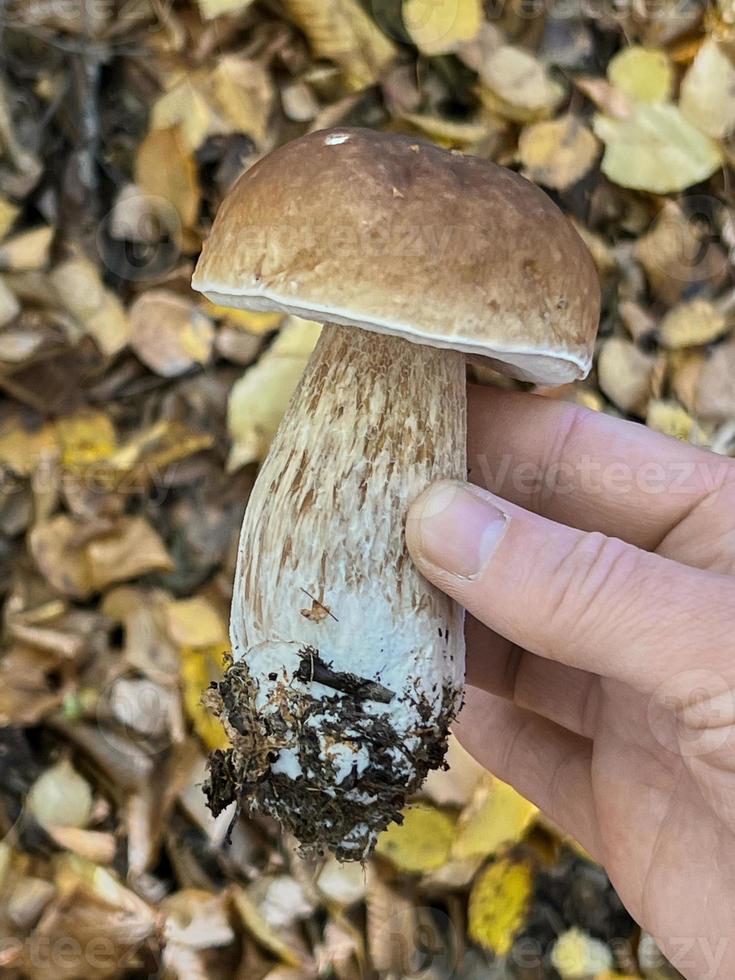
[0,0,728,974]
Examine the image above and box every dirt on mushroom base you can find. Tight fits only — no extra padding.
[203,650,460,860]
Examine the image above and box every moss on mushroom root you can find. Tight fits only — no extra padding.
[203,650,460,860]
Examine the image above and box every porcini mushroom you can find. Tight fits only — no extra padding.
[192,128,600,859]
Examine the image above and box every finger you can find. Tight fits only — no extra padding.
[468,385,735,551]
[454,686,600,857]
[407,481,735,694]
[466,616,600,739]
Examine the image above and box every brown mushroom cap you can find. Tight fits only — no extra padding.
[192,127,600,384]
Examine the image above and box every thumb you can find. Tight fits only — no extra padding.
[406,480,734,695]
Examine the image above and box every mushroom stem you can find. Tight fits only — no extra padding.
[207,323,467,857]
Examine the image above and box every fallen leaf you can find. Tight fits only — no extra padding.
[180,644,230,750]
[130,290,214,376]
[0,226,54,272]
[50,256,130,357]
[452,777,537,861]
[697,338,735,421]
[283,0,396,91]
[227,316,321,470]
[203,302,283,334]
[30,516,94,599]
[403,0,483,56]
[0,414,57,476]
[467,857,533,956]
[230,884,305,967]
[670,349,706,414]
[86,516,174,589]
[151,76,213,153]
[27,758,93,830]
[162,889,235,948]
[551,927,614,978]
[375,803,456,873]
[0,196,20,238]
[134,126,201,240]
[607,45,673,102]
[680,39,735,138]
[646,399,708,444]
[597,337,655,414]
[0,275,20,326]
[165,596,228,648]
[478,45,565,122]
[317,856,367,907]
[518,115,599,190]
[211,56,275,147]
[659,298,728,349]
[594,103,723,193]
[56,410,117,470]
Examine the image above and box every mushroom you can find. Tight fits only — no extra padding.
[191,128,600,859]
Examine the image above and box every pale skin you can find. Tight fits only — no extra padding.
[406,385,735,980]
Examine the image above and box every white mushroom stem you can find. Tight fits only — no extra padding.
[211,323,467,857]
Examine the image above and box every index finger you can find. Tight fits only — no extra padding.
[468,385,734,551]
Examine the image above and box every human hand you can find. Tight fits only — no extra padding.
[406,385,735,980]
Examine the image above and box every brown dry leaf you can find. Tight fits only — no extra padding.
[227,316,321,470]
[593,103,723,193]
[452,776,537,861]
[597,337,655,414]
[478,45,565,122]
[86,516,174,590]
[375,803,456,873]
[467,857,533,956]
[670,349,706,414]
[647,399,708,444]
[162,889,235,949]
[518,115,599,190]
[658,297,728,349]
[0,226,54,271]
[151,75,213,153]
[634,202,726,304]
[680,39,735,138]
[283,0,396,91]
[30,516,95,599]
[573,76,632,118]
[130,290,214,376]
[211,56,275,147]
[0,415,57,476]
[49,257,130,357]
[403,0,483,56]
[0,645,65,725]
[45,827,117,865]
[134,126,201,239]
[607,45,674,102]
[697,338,735,421]
[365,867,415,975]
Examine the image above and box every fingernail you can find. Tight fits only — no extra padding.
[408,481,509,580]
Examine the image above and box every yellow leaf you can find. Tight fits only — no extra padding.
[134,126,201,237]
[283,0,396,91]
[0,226,53,271]
[166,596,228,648]
[203,303,283,334]
[607,46,673,102]
[0,196,20,238]
[50,256,130,357]
[56,411,118,469]
[551,928,613,979]
[519,115,600,190]
[646,399,708,444]
[227,317,320,470]
[659,298,727,349]
[452,777,537,861]
[0,415,57,476]
[680,39,735,139]
[375,803,455,873]
[478,45,565,122]
[468,857,533,955]
[593,103,723,193]
[180,643,230,750]
[151,76,213,152]
[403,0,483,57]
[211,56,274,147]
